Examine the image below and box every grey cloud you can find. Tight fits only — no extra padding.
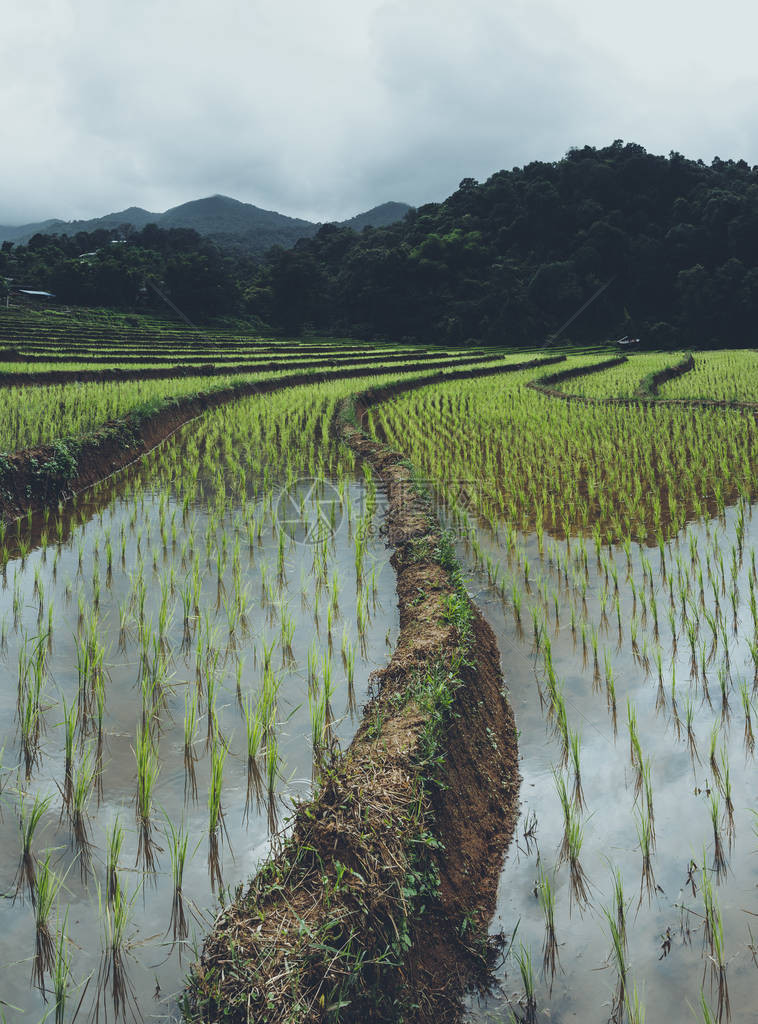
[2,0,758,226]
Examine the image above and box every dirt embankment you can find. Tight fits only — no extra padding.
[183,387,521,1023]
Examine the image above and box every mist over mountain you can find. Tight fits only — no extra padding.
[0,195,411,255]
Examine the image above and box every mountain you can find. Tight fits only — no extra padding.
[0,195,412,255]
[340,202,416,232]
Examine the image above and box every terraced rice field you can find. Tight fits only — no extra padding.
[0,310,756,1024]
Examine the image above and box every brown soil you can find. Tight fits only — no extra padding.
[183,387,521,1024]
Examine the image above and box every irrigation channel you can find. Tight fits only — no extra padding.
[0,384,399,1021]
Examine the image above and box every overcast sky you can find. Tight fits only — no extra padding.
[3,0,758,225]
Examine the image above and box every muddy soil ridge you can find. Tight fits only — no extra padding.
[182,382,522,1023]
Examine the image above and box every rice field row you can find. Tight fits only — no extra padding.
[549,351,687,398]
[0,355,516,455]
[658,350,758,403]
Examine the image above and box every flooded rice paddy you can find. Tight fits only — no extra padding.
[0,389,398,1021]
[455,500,758,1023]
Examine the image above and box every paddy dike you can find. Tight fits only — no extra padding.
[183,383,521,1023]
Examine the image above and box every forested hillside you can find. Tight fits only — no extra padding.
[5,142,758,346]
[253,141,758,346]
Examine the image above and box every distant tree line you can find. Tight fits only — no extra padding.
[5,141,758,345]
[0,225,250,315]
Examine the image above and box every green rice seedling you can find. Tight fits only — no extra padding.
[569,728,583,811]
[651,643,663,708]
[511,581,523,627]
[609,865,628,952]
[19,679,43,781]
[702,857,716,953]
[702,866,730,1022]
[93,671,106,803]
[51,912,72,1024]
[565,806,591,913]
[719,749,735,843]
[696,990,718,1024]
[183,689,199,803]
[31,852,64,993]
[684,695,700,767]
[208,737,229,891]
[513,942,537,1024]
[106,815,124,904]
[281,605,296,658]
[134,724,160,872]
[671,669,681,739]
[265,730,280,834]
[554,770,572,865]
[307,639,320,692]
[627,701,645,799]
[15,792,51,903]
[602,899,628,1022]
[603,650,614,703]
[636,805,657,906]
[536,859,559,987]
[625,983,646,1024]
[308,680,328,778]
[242,693,264,821]
[204,652,222,746]
[96,875,138,1022]
[551,689,570,769]
[345,641,356,713]
[709,791,727,882]
[234,657,244,706]
[71,745,95,878]
[739,679,754,755]
[165,816,190,942]
[531,604,542,649]
[709,720,722,788]
[641,758,655,846]
[627,698,640,769]
[717,664,731,721]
